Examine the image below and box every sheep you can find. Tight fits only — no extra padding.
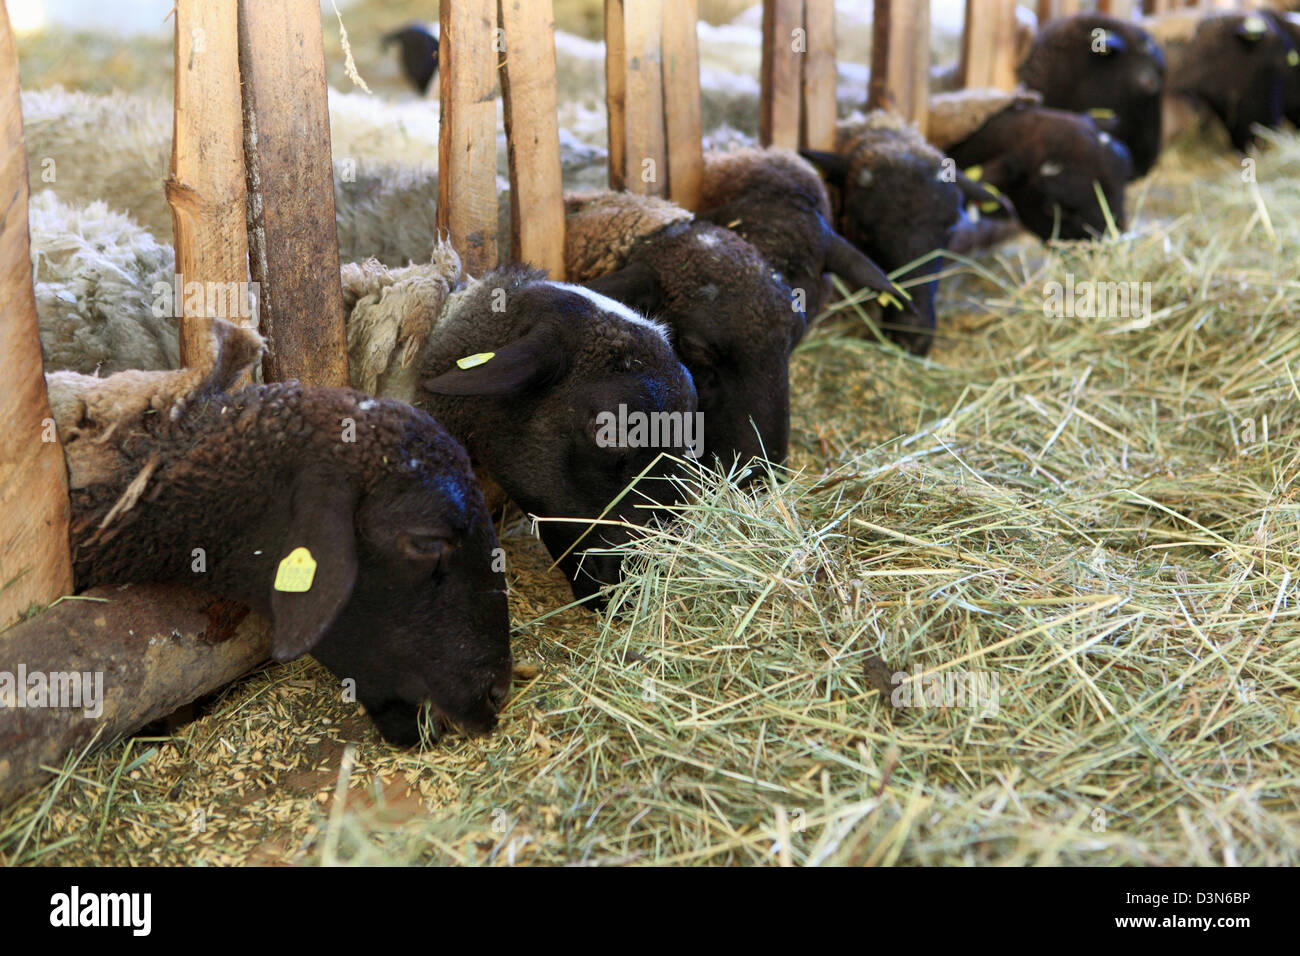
[1018,14,1166,178]
[383,23,439,94]
[562,190,798,473]
[1261,10,1300,128]
[800,112,1009,355]
[339,246,700,606]
[693,147,911,333]
[928,88,1132,242]
[48,318,513,747]
[1144,10,1293,151]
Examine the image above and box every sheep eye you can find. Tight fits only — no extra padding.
[398,532,453,564]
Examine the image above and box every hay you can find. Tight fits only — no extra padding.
[3,130,1298,866]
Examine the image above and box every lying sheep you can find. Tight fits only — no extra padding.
[49,319,513,746]
[563,190,797,473]
[340,246,700,605]
[1018,14,1166,178]
[1145,10,1293,151]
[694,147,910,331]
[928,89,1132,241]
[801,112,1008,355]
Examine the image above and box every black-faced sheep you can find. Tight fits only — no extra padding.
[562,190,796,474]
[1145,10,1293,151]
[340,246,700,606]
[694,147,912,332]
[48,319,513,746]
[929,89,1132,241]
[800,112,1008,355]
[1018,14,1166,178]
[1262,10,1300,128]
[384,23,439,94]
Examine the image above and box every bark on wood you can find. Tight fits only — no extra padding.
[438,0,500,276]
[760,0,803,148]
[0,4,74,632]
[238,0,349,387]
[500,0,566,277]
[662,0,703,210]
[0,585,271,806]
[168,0,250,370]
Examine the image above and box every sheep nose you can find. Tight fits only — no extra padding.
[487,677,511,713]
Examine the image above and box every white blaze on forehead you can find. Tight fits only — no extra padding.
[556,282,670,343]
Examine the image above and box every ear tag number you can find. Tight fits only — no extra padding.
[274,547,318,592]
[457,352,495,369]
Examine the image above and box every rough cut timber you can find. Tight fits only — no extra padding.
[1038,0,1081,23]
[868,0,930,137]
[0,4,73,631]
[605,0,628,190]
[168,0,250,370]
[800,0,837,151]
[500,0,566,278]
[438,0,500,275]
[760,0,803,148]
[621,0,668,196]
[662,0,703,210]
[237,0,349,387]
[960,0,1020,90]
[0,584,271,806]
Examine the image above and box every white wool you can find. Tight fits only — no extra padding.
[556,283,670,344]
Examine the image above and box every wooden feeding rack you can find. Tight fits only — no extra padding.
[758,0,838,152]
[868,0,932,136]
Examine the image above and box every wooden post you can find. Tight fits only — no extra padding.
[237,0,348,387]
[1098,0,1136,17]
[500,0,566,277]
[439,0,500,276]
[622,0,668,197]
[0,4,73,631]
[868,0,931,136]
[662,0,703,210]
[605,0,628,190]
[801,0,838,151]
[960,0,1019,90]
[760,0,803,148]
[0,584,271,805]
[1037,0,1080,24]
[168,0,250,370]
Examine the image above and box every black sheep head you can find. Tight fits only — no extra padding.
[421,282,698,608]
[947,104,1132,241]
[383,23,439,94]
[1018,14,1165,178]
[584,222,798,477]
[1169,11,1291,152]
[1261,10,1300,128]
[254,397,512,748]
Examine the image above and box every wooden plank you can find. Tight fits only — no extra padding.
[1098,0,1136,17]
[623,0,667,196]
[801,0,837,151]
[0,584,271,806]
[168,0,250,369]
[605,0,628,190]
[960,0,1019,90]
[437,0,500,276]
[0,4,73,631]
[237,0,348,387]
[760,0,803,148]
[662,0,703,209]
[500,0,566,277]
[1038,0,1081,24]
[868,0,930,136]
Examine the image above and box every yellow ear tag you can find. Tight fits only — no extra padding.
[274,547,318,593]
[964,165,983,181]
[878,292,904,311]
[456,352,495,370]
[1087,107,1116,121]
[1289,50,1299,67]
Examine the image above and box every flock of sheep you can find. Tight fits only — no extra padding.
[28,5,1300,746]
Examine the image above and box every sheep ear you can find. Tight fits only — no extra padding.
[799,149,850,188]
[269,473,359,662]
[421,322,571,397]
[584,261,667,319]
[1236,14,1270,43]
[817,214,909,306]
[971,154,1023,191]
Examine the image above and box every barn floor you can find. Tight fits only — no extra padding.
[2,127,1297,866]
[4,4,1300,865]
